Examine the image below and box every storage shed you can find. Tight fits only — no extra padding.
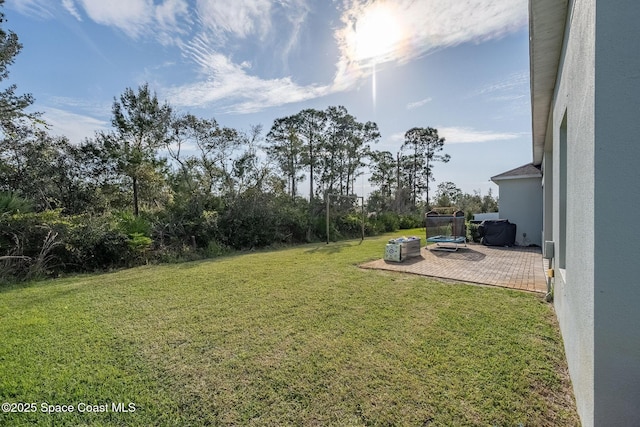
[490,163,543,247]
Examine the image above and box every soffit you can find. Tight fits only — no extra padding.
[529,0,569,165]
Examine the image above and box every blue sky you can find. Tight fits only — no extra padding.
[5,0,531,198]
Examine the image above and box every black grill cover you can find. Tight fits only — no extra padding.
[478,220,517,246]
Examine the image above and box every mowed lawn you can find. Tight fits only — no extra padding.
[0,230,579,426]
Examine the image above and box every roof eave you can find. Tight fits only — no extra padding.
[491,174,542,183]
[529,0,569,165]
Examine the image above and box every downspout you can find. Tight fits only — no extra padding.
[543,240,555,302]
[545,258,554,302]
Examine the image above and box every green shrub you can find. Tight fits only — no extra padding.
[336,213,364,237]
[271,201,308,244]
[376,212,400,232]
[0,211,146,282]
[127,232,153,259]
[399,214,423,229]
[116,211,152,236]
[219,191,310,249]
[0,210,71,281]
[200,210,220,240]
[467,222,481,243]
[204,240,231,257]
[64,215,132,270]
[0,192,34,214]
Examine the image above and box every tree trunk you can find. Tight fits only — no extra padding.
[133,175,139,217]
[306,139,313,242]
[309,139,313,200]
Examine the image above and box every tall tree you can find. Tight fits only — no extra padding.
[367,150,398,212]
[0,0,38,134]
[345,119,379,195]
[456,189,499,219]
[434,181,462,207]
[266,115,304,199]
[321,105,364,195]
[0,0,44,206]
[295,108,326,200]
[401,127,450,207]
[369,150,396,199]
[309,106,379,197]
[108,84,172,216]
[0,126,120,214]
[231,124,269,198]
[169,113,241,197]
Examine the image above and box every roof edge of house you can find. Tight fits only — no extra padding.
[529,0,569,165]
[491,174,542,182]
[490,163,542,183]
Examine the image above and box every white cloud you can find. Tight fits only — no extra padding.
[59,0,189,43]
[470,71,531,118]
[438,126,522,144]
[155,0,189,29]
[167,0,325,113]
[276,0,311,69]
[195,0,272,41]
[164,51,332,114]
[333,0,528,87]
[5,0,55,19]
[406,97,433,110]
[72,0,151,38]
[39,96,112,144]
[390,132,405,142]
[370,132,405,154]
[472,71,529,98]
[48,0,526,115]
[62,0,82,21]
[8,0,189,43]
[47,95,112,118]
[42,107,110,144]
[173,0,527,112]
[382,127,519,147]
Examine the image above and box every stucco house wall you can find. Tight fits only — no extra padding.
[491,166,543,247]
[546,0,595,424]
[592,1,640,425]
[531,0,640,425]
[495,178,542,246]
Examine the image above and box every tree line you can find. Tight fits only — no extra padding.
[0,3,496,282]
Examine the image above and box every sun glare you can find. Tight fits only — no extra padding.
[353,3,403,63]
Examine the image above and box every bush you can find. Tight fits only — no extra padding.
[0,192,34,214]
[467,222,481,243]
[204,240,231,257]
[64,215,132,270]
[219,191,310,249]
[0,210,71,281]
[375,212,400,232]
[127,232,152,262]
[399,214,423,229]
[116,211,152,236]
[219,192,270,249]
[271,199,308,244]
[312,215,332,242]
[0,211,148,282]
[153,194,224,250]
[335,213,364,238]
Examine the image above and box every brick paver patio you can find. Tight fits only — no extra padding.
[361,243,548,293]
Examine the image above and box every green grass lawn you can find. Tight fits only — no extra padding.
[0,230,579,426]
